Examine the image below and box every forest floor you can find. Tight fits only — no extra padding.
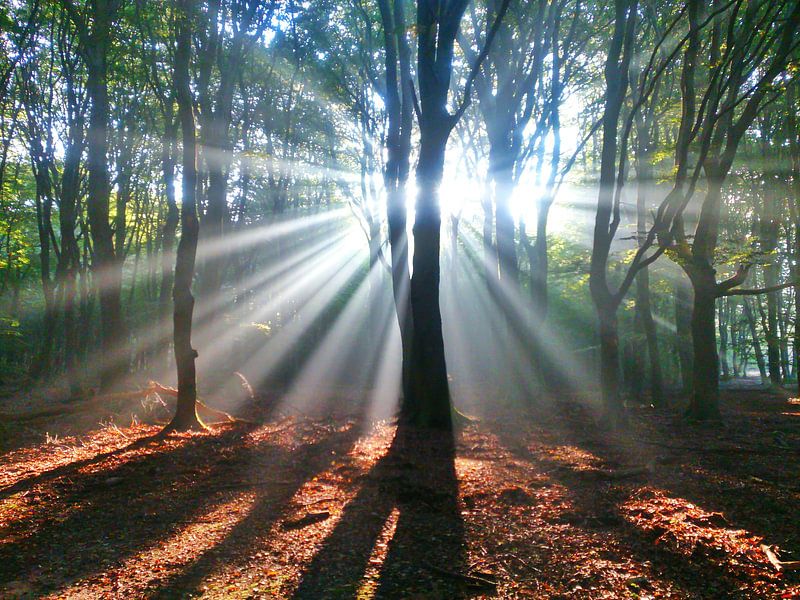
[0,386,799,599]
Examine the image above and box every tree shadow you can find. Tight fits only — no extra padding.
[488,403,793,597]
[147,419,365,598]
[292,423,471,599]
[0,420,358,596]
[0,430,164,500]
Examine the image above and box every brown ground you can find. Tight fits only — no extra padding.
[0,388,798,599]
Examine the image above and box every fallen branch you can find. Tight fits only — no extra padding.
[423,562,498,589]
[2,380,251,425]
[282,511,331,530]
[761,545,800,572]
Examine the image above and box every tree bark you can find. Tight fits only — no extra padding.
[408,123,451,428]
[83,0,125,391]
[675,277,693,394]
[378,0,413,402]
[597,303,622,422]
[166,0,202,431]
[159,117,179,353]
[686,268,720,420]
[743,297,768,382]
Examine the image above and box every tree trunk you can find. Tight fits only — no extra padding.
[729,297,739,378]
[743,297,768,382]
[482,179,494,282]
[378,0,413,403]
[675,277,693,394]
[407,125,451,429]
[718,298,730,380]
[686,270,721,420]
[597,303,622,423]
[166,0,203,431]
[86,19,125,390]
[159,118,179,357]
[636,266,663,406]
[529,198,552,320]
[490,148,517,285]
[60,114,83,397]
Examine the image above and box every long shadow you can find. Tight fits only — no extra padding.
[540,396,800,552]
[292,423,469,599]
[148,419,365,598]
[489,405,791,597]
[0,430,164,500]
[0,420,355,596]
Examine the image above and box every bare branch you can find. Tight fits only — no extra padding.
[450,0,513,126]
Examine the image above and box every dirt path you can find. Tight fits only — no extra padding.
[0,390,798,598]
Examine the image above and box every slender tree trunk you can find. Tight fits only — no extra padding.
[636,266,663,405]
[589,0,637,424]
[718,298,730,380]
[743,298,768,382]
[85,16,125,390]
[482,179,494,282]
[159,118,179,358]
[729,297,739,378]
[633,114,662,406]
[378,0,413,403]
[60,120,83,397]
[529,198,552,319]
[166,0,203,431]
[777,286,790,381]
[27,136,56,379]
[490,149,517,285]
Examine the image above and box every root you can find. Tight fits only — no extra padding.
[761,545,800,572]
[147,382,251,425]
[2,380,250,426]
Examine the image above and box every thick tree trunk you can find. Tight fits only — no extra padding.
[675,277,693,394]
[597,303,622,423]
[686,268,721,420]
[777,289,790,381]
[796,244,800,382]
[407,126,451,429]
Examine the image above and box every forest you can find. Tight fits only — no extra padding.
[1,0,800,597]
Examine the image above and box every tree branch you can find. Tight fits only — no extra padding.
[450,0,513,126]
[719,281,797,297]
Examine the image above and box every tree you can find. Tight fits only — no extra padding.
[61,0,126,390]
[165,0,202,431]
[666,0,800,420]
[403,0,509,428]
